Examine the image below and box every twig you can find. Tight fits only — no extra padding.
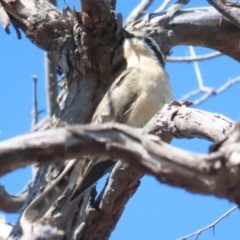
[177,206,238,240]
[180,76,240,105]
[167,51,222,62]
[31,76,44,129]
[189,46,204,88]
[31,117,51,132]
[145,0,190,23]
[179,46,216,105]
[207,0,240,28]
[216,76,240,94]
[31,76,44,178]
[126,0,153,24]
[163,0,190,18]
[154,0,171,13]
[31,76,38,129]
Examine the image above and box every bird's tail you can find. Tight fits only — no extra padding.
[20,158,115,225]
[20,160,77,225]
[68,158,115,201]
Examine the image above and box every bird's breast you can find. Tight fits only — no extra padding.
[126,68,172,127]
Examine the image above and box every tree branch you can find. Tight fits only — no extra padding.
[2,1,240,239]
[144,101,234,142]
[0,103,233,176]
[6,101,234,238]
[180,76,240,105]
[167,51,222,62]
[207,0,240,28]
[1,107,240,240]
[0,185,28,213]
[127,6,240,60]
[154,0,171,14]
[126,0,153,24]
[178,206,238,240]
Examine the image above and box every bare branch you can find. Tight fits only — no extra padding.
[207,0,240,28]
[176,47,240,106]
[189,46,204,87]
[165,0,190,18]
[127,6,240,61]
[167,51,222,62]
[31,75,43,177]
[126,0,153,24]
[154,0,171,13]
[180,76,240,105]
[31,76,42,129]
[9,102,235,239]
[215,76,240,94]
[178,206,238,240]
[145,0,190,22]
[0,185,28,213]
[1,103,240,208]
[144,102,234,142]
[178,46,217,105]
[45,53,58,117]
[0,103,234,176]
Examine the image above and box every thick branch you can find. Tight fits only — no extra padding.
[144,102,234,142]
[127,6,240,61]
[207,0,240,28]
[0,185,28,213]
[79,101,235,238]
[0,103,233,176]
[0,114,240,205]
[0,0,74,51]
[2,104,236,239]
[1,103,240,208]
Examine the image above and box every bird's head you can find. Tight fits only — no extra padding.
[120,28,165,67]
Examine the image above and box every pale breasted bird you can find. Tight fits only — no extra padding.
[20,28,173,225]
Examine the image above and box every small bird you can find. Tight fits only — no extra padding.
[20,28,173,225]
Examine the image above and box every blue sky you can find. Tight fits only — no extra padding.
[1,0,240,239]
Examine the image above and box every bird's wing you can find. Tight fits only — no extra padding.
[91,67,141,124]
[68,67,142,201]
[20,66,143,223]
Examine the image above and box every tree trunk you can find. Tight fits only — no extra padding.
[1,0,240,239]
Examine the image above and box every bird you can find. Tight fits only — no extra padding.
[20,28,173,225]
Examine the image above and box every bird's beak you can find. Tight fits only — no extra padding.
[120,28,134,39]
